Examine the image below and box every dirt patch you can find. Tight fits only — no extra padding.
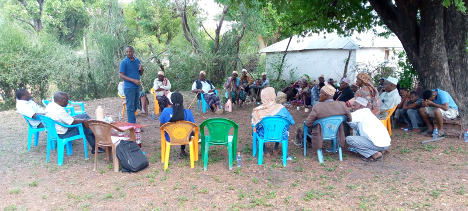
[1,91,468,210]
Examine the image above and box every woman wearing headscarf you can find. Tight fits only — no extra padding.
[159,92,195,157]
[354,73,381,115]
[252,87,295,157]
[153,71,172,112]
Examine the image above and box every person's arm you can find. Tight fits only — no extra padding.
[304,108,318,127]
[426,101,449,111]
[191,81,204,94]
[138,63,144,76]
[247,76,254,85]
[398,97,408,109]
[403,100,419,110]
[119,72,141,86]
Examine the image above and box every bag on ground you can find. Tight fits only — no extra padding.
[116,140,149,172]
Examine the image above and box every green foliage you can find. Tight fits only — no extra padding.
[396,50,418,90]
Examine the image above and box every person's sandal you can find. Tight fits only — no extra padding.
[421,130,433,137]
[362,155,383,162]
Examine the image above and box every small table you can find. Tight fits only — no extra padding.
[112,121,148,148]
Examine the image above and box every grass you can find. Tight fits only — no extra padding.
[28,181,38,187]
[8,188,20,194]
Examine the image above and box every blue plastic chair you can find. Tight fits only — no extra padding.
[37,115,88,165]
[253,116,293,166]
[303,115,347,163]
[42,99,77,116]
[22,115,47,151]
[68,100,86,115]
[197,90,218,113]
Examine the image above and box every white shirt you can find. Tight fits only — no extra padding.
[16,100,45,128]
[153,78,171,96]
[348,108,391,147]
[379,88,401,118]
[191,80,215,95]
[45,102,75,134]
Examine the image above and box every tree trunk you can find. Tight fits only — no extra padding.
[342,50,352,78]
[277,36,292,81]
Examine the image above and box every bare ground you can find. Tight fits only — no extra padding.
[1,91,468,211]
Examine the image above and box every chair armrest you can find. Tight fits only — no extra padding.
[68,100,83,106]
[55,121,83,129]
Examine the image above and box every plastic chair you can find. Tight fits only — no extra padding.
[22,115,47,151]
[87,120,135,172]
[37,115,88,165]
[199,118,239,171]
[117,92,137,118]
[197,90,218,113]
[42,99,77,116]
[303,115,347,163]
[149,88,160,115]
[379,105,398,136]
[160,121,199,170]
[253,116,293,167]
[68,100,86,115]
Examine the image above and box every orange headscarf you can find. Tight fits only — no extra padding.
[252,87,284,125]
[357,73,377,97]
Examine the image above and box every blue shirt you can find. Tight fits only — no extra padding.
[119,57,141,88]
[159,108,195,142]
[254,107,295,141]
[311,84,320,102]
[433,89,458,110]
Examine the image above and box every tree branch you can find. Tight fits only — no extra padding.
[12,14,35,30]
[215,4,230,52]
[201,23,215,41]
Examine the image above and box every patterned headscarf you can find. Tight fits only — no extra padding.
[357,73,377,97]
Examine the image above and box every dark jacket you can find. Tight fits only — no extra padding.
[333,86,354,102]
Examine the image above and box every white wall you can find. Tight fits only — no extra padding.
[356,47,402,69]
[265,49,357,83]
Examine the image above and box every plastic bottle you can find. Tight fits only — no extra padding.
[104,114,109,123]
[432,127,438,139]
[464,129,468,143]
[236,152,241,167]
[95,106,104,120]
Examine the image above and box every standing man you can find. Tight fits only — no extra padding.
[119,46,143,123]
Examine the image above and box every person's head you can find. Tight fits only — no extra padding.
[53,91,69,107]
[260,87,276,105]
[169,92,184,122]
[409,91,419,102]
[417,82,421,88]
[301,80,308,88]
[351,83,358,92]
[242,69,248,77]
[125,46,134,59]
[318,74,325,83]
[157,71,165,81]
[340,78,351,89]
[356,73,371,87]
[232,71,238,79]
[199,71,206,80]
[422,90,436,101]
[16,89,31,100]
[255,78,261,86]
[352,97,368,111]
[399,87,408,97]
[319,84,336,101]
[379,78,385,85]
[262,72,267,80]
[328,78,334,85]
[383,76,398,92]
[318,82,325,89]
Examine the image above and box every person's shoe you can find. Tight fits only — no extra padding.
[401,127,412,132]
[215,109,224,115]
[92,147,105,154]
[179,150,188,158]
[273,149,279,156]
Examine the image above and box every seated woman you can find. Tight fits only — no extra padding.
[118,81,149,114]
[252,87,295,157]
[153,71,172,112]
[159,92,195,157]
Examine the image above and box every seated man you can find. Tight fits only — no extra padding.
[224,71,247,108]
[346,97,391,162]
[328,78,339,89]
[261,72,270,87]
[378,76,401,119]
[292,80,311,107]
[333,78,354,103]
[153,71,172,112]
[250,79,265,103]
[393,87,409,125]
[239,69,254,97]
[350,82,359,93]
[310,82,325,106]
[16,89,45,128]
[191,71,223,114]
[377,78,385,94]
[420,88,459,136]
[118,81,149,114]
[45,91,104,154]
[399,91,425,132]
[304,84,352,149]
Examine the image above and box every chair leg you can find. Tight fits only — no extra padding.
[228,142,233,170]
[34,132,40,147]
[164,143,171,170]
[82,137,88,159]
[252,133,257,157]
[338,146,343,161]
[161,139,166,163]
[121,104,126,118]
[189,142,194,168]
[202,99,206,113]
[58,141,65,166]
[197,100,201,112]
[258,140,264,165]
[94,145,98,171]
[66,141,73,156]
[303,131,307,156]
[282,141,288,167]
[28,131,33,151]
[203,142,209,171]
[317,149,324,163]
[46,137,51,163]
[113,146,119,172]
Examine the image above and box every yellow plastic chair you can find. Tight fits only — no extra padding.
[379,105,398,136]
[160,121,199,170]
[118,91,137,118]
[150,88,160,115]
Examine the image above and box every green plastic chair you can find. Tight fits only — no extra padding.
[199,118,239,171]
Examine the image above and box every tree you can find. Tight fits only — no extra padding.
[237,0,468,128]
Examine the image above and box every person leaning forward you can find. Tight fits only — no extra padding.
[191,71,223,114]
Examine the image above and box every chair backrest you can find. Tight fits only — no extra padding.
[311,115,347,140]
[381,105,398,120]
[87,120,135,147]
[22,115,37,129]
[259,116,292,141]
[42,99,50,107]
[117,91,125,99]
[150,88,155,95]
[160,121,198,145]
[200,118,238,144]
[37,115,60,139]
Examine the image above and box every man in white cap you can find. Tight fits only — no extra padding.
[346,97,391,162]
[378,76,401,119]
[153,71,172,112]
[334,77,354,102]
[192,71,223,114]
[261,72,270,87]
[224,71,246,108]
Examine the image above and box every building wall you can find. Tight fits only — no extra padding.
[356,47,403,69]
[265,49,357,84]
